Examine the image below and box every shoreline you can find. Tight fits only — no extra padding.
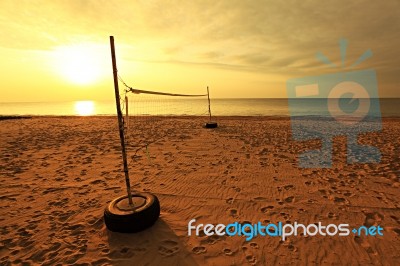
[2,115,400,119]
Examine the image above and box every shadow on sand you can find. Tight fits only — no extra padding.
[104,218,198,265]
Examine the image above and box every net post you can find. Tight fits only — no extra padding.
[125,95,129,130]
[207,86,212,121]
[110,36,133,206]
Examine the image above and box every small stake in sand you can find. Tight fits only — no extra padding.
[104,36,160,233]
[205,86,218,128]
[207,86,212,121]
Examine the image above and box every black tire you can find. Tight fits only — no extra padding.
[104,192,160,233]
[205,122,218,128]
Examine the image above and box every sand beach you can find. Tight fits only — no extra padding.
[1,116,399,265]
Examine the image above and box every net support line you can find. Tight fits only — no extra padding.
[207,86,212,121]
[125,95,129,130]
[126,87,207,97]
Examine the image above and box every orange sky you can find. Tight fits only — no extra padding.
[0,0,399,102]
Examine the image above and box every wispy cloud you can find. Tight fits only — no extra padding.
[0,0,399,96]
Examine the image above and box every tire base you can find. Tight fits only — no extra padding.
[104,192,160,233]
[205,122,218,128]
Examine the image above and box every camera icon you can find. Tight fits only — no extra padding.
[287,46,382,168]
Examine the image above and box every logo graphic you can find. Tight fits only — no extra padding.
[287,39,382,168]
[188,219,384,242]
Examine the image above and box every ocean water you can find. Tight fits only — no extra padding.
[0,98,399,117]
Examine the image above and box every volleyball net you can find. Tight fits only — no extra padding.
[117,76,217,181]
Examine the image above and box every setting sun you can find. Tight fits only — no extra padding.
[74,100,95,116]
[53,44,105,85]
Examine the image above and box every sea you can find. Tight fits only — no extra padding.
[0,98,399,117]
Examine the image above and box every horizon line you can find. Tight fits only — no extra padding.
[1,97,400,103]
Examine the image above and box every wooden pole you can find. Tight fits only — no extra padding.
[207,86,212,122]
[110,36,133,205]
[125,95,129,130]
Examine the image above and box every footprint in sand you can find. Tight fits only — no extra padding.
[201,234,225,245]
[298,208,306,214]
[279,212,290,220]
[363,212,384,227]
[287,244,297,252]
[333,197,348,204]
[226,198,234,204]
[284,184,295,190]
[64,252,86,264]
[354,236,378,255]
[90,179,106,186]
[343,191,352,197]
[318,189,330,199]
[260,206,274,213]
[253,197,267,201]
[48,198,69,207]
[231,175,238,181]
[101,248,110,254]
[223,248,234,256]
[158,240,179,257]
[246,255,257,265]
[32,210,43,219]
[392,228,400,236]
[327,212,337,219]
[86,215,103,229]
[390,215,399,225]
[231,186,241,192]
[241,241,260,265]
[305,181,313,186]
[249,242,259,249]
[229,208,238,217]
[109,247,135,259]
[192,246,206,254]
[284,196,294,203]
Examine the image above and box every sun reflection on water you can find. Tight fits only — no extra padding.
[74,101,95,116]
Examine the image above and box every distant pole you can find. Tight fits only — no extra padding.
[110,36,133,206]
[207,86,212,122]
[125,95,129,130]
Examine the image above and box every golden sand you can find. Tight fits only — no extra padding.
[1,116,399,265]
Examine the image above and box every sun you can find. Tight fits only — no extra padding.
[53,44,104,85]
[74,101,95,116]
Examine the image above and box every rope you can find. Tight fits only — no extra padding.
[127,87,207,97]
[117,74,207,97]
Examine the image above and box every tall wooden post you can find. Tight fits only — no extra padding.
[207,86,212,122]
[110,36,133,205]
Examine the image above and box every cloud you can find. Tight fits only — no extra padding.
[0,0,399,94]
